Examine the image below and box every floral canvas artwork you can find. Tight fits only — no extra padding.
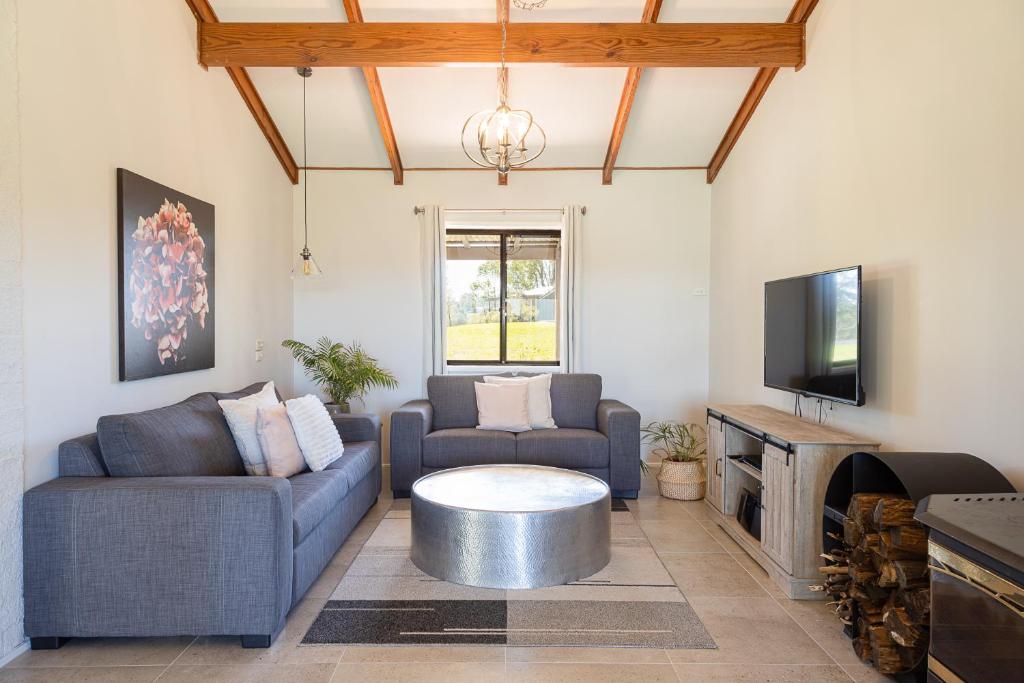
[117,169,215,381]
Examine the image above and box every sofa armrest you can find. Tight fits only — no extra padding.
[23,476,292,639]
[332,413,381,444]
[388,400,433,495]
[597,399,642,494]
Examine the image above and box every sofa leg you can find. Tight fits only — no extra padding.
[392,489,411,499]
[611,489,639,500]
[240,634,272,648]
[30,637,69,650]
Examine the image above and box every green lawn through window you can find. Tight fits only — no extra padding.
[447,321,557,362]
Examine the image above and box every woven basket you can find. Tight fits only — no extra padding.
[657,458,706,501]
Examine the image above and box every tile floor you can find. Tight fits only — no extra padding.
[1,473,895,682]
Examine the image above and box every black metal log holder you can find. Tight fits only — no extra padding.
[821,451,1015,677]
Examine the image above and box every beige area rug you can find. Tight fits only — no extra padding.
[302,503,716,649]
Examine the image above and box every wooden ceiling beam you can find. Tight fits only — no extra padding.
[602,0,663,185]
[705,0,819,184]
[185,0,299,184]
[199,22,804,68]
[342,0,403,185]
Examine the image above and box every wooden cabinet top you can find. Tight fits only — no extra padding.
[707,403,880,446]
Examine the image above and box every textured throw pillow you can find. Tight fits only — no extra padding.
[474,381,532,432]
[217,381,278,476]
[256,404,306,478]
[484,374,556,429]
[286,395,345,472]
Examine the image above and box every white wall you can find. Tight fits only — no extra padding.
[0,0,25,661]
[709,0,1024,487]
[18,0,296,491]
[292,170,711,461]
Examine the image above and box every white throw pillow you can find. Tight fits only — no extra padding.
[286,395,345,472]
[474,381,532,433]
[484,374,556,429]
[218,381,278,476]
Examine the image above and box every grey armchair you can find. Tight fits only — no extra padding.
[389,373,641,498]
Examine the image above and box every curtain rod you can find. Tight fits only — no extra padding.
[413,207,586,216]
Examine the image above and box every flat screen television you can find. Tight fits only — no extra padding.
[764,266,864,406]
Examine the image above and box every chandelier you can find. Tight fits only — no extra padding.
[460,21,546,174]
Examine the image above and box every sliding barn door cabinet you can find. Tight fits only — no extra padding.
[705,404,879,599]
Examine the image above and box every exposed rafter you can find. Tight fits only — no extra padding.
[185,0,298,184]
[199,22,805,69]
[706,0,819,183]
[602,0,663,185]
[342,0,403,185]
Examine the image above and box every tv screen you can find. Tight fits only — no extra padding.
[764,266,863,405]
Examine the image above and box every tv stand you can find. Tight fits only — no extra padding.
[705,403,879,599]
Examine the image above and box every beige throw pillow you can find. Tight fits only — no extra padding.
[474,381,532,432]
[484,374,556,429]
[256,404,306,478]
[217,381,278,476]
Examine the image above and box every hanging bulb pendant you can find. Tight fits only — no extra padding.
[292,245,323,278]
[292,66,323,279]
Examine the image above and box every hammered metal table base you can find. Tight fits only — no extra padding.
[410,465,612,589]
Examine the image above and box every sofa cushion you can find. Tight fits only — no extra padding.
[212,381,283,402]
[550,374,602,429]
[325,440,378,489]
[422,428,516,468]
[97,393,245,477]
[515,428,609,469]
[58,434,108,477]
[289,469,351,546]
[427,373,603,430]
[427,375,482,430]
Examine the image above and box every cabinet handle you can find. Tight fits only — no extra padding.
[715,458,721,477]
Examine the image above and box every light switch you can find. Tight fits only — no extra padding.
[692,287,708,296]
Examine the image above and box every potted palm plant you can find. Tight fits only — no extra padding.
[642,421,707,501]
[282,337,398,415]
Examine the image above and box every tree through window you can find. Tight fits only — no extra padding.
[444,230,560,365]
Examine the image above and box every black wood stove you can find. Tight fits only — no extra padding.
[916,494,1024,682]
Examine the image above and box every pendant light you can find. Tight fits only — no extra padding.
[460,20,546,174]
[292,66,323,279]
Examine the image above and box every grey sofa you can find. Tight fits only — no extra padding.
[390,373,641,499]
[23,382,380,650]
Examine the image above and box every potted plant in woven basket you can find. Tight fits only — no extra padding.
[282,336,398,415]
[642,421,707,501]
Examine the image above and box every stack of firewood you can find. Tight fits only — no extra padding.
[819,493,929,675]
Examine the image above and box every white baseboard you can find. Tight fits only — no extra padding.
[0,640,29,667]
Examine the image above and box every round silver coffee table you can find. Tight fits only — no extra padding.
[410,464,611,589]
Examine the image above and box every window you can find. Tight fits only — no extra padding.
[444,230,561,366]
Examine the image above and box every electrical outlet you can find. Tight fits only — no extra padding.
[255,339,265,352]
[255,351,264,363]
[692,287,708,296]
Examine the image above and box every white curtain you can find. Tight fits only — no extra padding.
[559,205,584,372]
[420,206,447,386]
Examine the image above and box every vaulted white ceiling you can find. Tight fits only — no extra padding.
[210,0,794,169]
